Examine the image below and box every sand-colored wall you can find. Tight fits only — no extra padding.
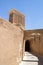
[24,30,43,55]
[0,18,24,65]
[9,9,25,28]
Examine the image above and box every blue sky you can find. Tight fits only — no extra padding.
[0,0,43,30]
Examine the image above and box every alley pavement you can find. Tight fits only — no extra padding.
[19,52,43,65]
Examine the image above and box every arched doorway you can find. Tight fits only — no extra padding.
[25,40,31,52]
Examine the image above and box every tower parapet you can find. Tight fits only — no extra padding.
[9,9,25,29]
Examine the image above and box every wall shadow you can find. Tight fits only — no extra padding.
[31,52,43,65]
[25,40,43,65]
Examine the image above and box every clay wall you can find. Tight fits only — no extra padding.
[9,9,25,28]
[24,29,43,55]
[0,18,24,65]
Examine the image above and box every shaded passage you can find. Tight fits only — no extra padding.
[25,40,31,52]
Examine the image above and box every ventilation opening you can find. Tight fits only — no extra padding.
[25,40,31,52]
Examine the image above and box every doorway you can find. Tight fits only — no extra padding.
[25,40,31,52]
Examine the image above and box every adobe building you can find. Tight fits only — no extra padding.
[0,9,43,65]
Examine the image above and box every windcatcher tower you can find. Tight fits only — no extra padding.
[9,9,25,29]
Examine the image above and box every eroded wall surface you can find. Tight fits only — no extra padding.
[0,18,24,65]
[24,30,43,55]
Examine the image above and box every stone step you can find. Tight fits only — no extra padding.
[19,52,38,65]
[23,52,38,61]
[19,61,38,65]
[23,56,38,61]
[24,52,32,56]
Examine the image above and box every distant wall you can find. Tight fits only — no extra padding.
[24,30,43,55]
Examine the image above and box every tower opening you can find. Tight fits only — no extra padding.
[25,40,31,52]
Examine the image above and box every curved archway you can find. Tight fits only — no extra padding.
[25,40,31,52]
